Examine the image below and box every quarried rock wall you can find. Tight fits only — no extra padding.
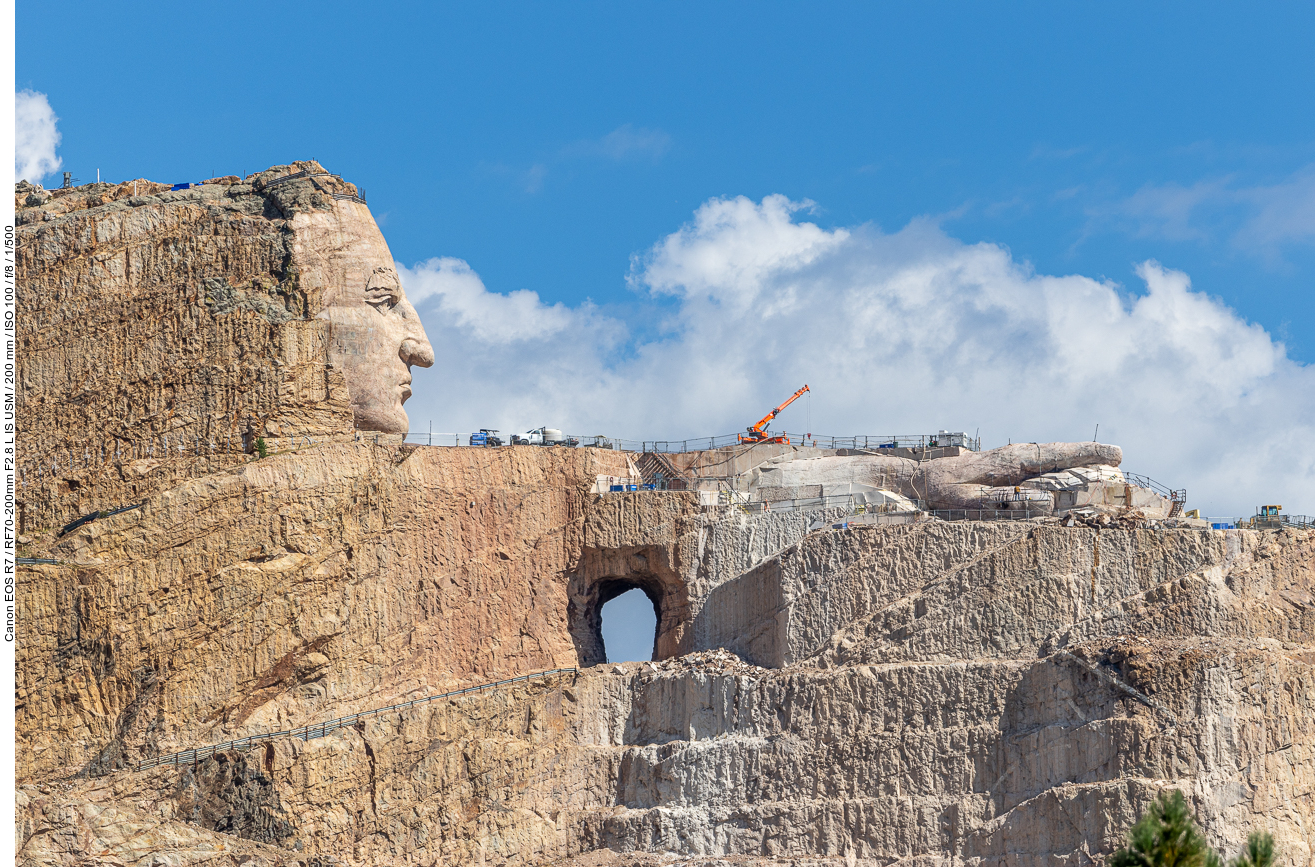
[18,441,629,781]
[19,168,1315,867]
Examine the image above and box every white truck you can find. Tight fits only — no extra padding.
[511,427,580,447]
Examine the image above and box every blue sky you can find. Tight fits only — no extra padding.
[18,3,1315,533]
[20,2,1315,358]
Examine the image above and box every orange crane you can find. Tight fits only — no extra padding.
[739,385,810,444]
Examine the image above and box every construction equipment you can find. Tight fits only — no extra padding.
[1253,505,1284,529]
[511,427,579,447]
[739,385,810,444]
[469,429,503,447]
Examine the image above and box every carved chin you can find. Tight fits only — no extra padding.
[353,400,409,434]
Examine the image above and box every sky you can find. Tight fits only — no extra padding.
[17,3,1315,659]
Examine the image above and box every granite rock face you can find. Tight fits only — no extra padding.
[16,162,372,531]
[17,170,1315,867]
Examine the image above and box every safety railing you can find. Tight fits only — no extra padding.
[730,494,864,515]
[1230,514,1315,531]
[929,509,1037,522]
[261,171,366,203]
[981,489,1053,505]
[819,508,1039,528]
[724,495,931,517]
[402,432,981,454]
[135,668,576,772]
[1121,471,1183,501]
[263,170,343,189]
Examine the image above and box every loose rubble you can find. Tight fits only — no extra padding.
[1060,508,1205,530]
[647,648,767,677]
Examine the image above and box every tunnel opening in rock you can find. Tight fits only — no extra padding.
[601,587,659,663]
[572,575,663,668]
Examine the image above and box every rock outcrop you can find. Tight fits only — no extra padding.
[17,169,1315,867]
[15,162,393,532]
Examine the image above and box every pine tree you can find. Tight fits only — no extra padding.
[1109,791,1222,867]
[1230,832,1276,867]
[1110,792,1279,867]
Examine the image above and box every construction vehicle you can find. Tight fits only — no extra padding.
[1253,505,1284,529]
[511,427,579,447]
[469,429,503,447]
[739,385,810,444]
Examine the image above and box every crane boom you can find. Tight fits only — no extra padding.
[740,385,810,444]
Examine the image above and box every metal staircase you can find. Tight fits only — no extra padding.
[634,452,689,490]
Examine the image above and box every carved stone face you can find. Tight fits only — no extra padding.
[323,265,434,433]
[294,199,435,434]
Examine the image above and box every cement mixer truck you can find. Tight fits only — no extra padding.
[511,427,580,447]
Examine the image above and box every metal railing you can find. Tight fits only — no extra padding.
[263,170,341,188]
[261,170,365,203]
[930,509,1037,522]
[1229,514,1315,531]
[818,509,1038,528]
[729,494,868,515]
[402,432,981,454]
[1122,471,1185,503]
[135,668,576,772]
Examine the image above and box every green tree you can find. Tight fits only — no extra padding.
[1230,832,1277,867]
[1110,792,1278,867]
[255,437,268,459]
[1110,791,1221,867]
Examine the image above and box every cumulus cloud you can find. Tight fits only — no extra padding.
[16,89,62,183]
[398,258,582,343]
[400,195,1315,515]
[398,258,629,434]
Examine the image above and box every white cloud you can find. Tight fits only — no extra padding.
[524,163,548,194]
[1113,179,1229,242]
[399,258,630,436]
[398,257,581,343]
[1111,165,1315,259]
[16,90,62,183]
[401,195,1315,516]
[564,124,672,162]
[1234,167,1315,252]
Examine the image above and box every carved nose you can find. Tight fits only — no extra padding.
[401,335,434,368]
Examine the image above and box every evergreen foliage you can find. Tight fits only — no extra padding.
[1109,791,1277,867]
[1230,832,1277,867]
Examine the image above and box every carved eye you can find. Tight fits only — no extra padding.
[365,286,398,310]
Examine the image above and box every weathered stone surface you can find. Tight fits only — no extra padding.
[18,441,630,779]
[757,442,1138,514]
[21,453,1315,864]
[16,162,363,531]
[18,170,1315,867]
